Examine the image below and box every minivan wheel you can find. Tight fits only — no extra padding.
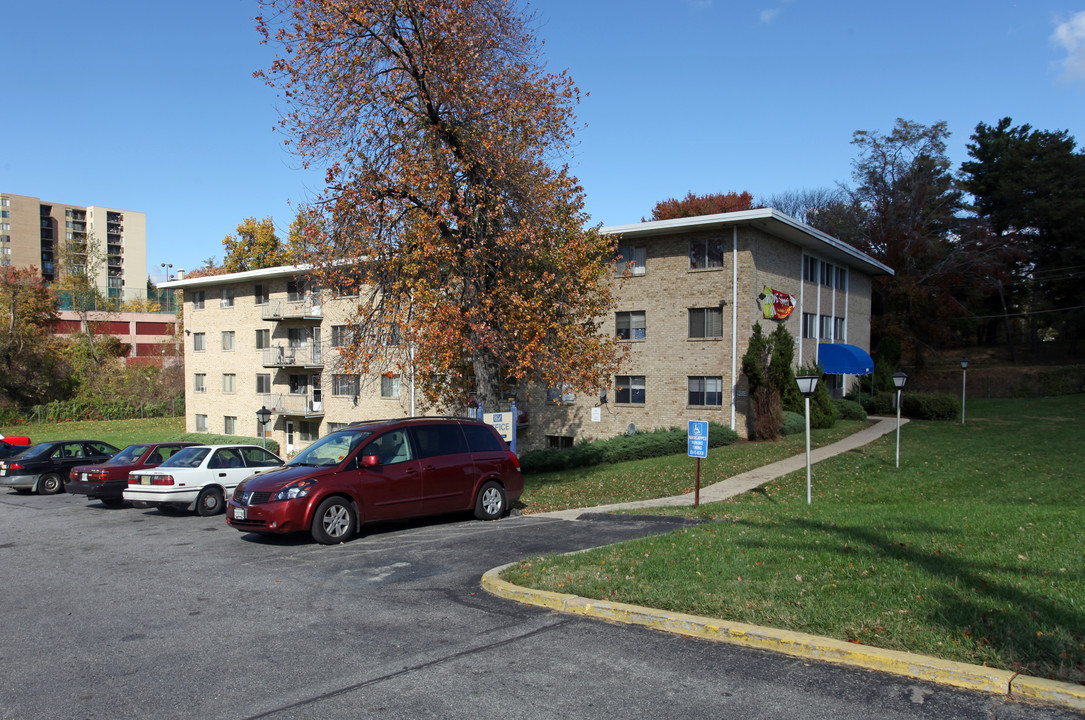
[474,481,506,521]
[196,487,224,516]
[38,473,63,495]
[312,497,357,544]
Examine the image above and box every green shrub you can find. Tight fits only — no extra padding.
[901,392,960,421]
[1038,365,1085,396]
[834,398,867,421]
[520,422,739,474]
[861,391,896,415]
[779,411,805,436]
[175,433,281,456]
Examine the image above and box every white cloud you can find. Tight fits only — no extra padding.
[1052,11,1085,84]
[760,8,780,24]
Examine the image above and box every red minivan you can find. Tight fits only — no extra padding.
[226,417,523,544]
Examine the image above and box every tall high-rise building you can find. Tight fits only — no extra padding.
[0,191,148,302]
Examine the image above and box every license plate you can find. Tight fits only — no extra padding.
[0,469,5,476]
[233,507,247,520]
[82,473,89,482]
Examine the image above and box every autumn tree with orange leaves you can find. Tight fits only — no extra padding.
[256,0,622,410]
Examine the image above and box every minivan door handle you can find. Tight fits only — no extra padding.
[218,472,227,477]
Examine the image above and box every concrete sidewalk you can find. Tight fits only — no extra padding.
[534,415,907,520]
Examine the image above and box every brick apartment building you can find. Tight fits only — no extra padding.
[163,209,891,454]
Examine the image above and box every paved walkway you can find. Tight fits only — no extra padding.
[534,415,907,520]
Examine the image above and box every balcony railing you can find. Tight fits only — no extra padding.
[262,345,323,368]
[258,393,324,418]
[262,297,322,321]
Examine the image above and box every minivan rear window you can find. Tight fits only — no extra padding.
[461,424,505,453]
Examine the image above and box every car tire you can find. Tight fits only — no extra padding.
[311,497,357,545]
[38,473,64,495]
[101,498,126,508]
[196,487,224,517]
[474,480,507,521]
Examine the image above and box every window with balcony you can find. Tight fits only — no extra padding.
[616,311,646,340]
[255,329,270,349]
[289,374,308,394]
[254,283,268,305]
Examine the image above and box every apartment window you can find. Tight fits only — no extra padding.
[332,374,360,396]
[0,235,9,243]
[0,197,9,206]
[689,237,725,270]
[821,261,835,287]
[615,375,646,404]
[221,331,235,351]
[835,266,847,290]
[224,416,237,435]
[0,223,10,231]
[287,327,307,348]
[255,329,270,350]
[546,385,575,404]
[222,374,236,393]
[616,245,646,276]
[820,315,833,339]
[330,325,352,347]
[193,374,206,393]
[256,373,271,394]
[616,311,646,340]
[688,376,724,406]
[326,422,350,434]
[299,421,317,443]
[220,287,234,308]
[834,317,846,340]
[546,435,575,450]
[688,307,723,338]
[384,323,400,347]
[194,414,208,433]
[192,290,205,310]
[289,374,308,394]
[802,313,817,339]
[193,332,205,351]
[287,280,306,302]
[381,375,401,398]
[804,256,818,283]
[254,284,268,305]
[0,210,9,218]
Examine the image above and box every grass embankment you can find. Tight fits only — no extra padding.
[520,421,868,513]
[504,395,1085,683]
[1,417,185,448]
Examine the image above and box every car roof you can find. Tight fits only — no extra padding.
[345,416,488,431]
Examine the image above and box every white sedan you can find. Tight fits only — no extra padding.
[123,445,283,516]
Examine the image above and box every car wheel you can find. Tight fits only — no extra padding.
[38,473,64,495]
[196,487,224,517]
[311,497,357,545]
[474,481,507,521]
[101,498,126,508]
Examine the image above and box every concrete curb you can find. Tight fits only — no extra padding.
[482,566,1085,712]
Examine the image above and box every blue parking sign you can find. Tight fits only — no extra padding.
[687,420,709,458]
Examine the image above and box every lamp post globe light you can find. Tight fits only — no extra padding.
[795,375,819,505]
[256,406,272,450]
[960,357,969,425]
[893,371,908,468]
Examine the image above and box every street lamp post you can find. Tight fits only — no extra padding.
[160,262,173,281]
[795,375,819,505]
[960,357,969,425]
[256,406,271,450]
[893,371,908,468]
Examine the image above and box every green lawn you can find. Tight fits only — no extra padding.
[1,416,185,449]
[503,395,1085,684]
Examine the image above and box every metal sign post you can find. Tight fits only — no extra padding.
[687,420,709,508]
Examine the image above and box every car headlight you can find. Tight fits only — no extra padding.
[273,478,317,502]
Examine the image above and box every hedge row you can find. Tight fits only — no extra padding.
[24,399,185,424]
[858,391,960,421]
[519,422,739,475]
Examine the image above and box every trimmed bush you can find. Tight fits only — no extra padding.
[520,422,739,474]
[175,433,281,456]
[860,391,896,416]
[833,398,867,422]
[779,411,805,436]
[901,392,960,421]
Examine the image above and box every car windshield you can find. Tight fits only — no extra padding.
[108,445,150,464]
[288,430,371,467]
[159,447,211,469]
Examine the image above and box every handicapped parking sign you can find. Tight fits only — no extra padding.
[687,420,709,458]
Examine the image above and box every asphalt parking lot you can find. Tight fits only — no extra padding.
[1,491,1080,720]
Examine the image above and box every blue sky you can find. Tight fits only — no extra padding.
[4,1,1084,281]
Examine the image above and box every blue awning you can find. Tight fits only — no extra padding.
[817,343,874,375]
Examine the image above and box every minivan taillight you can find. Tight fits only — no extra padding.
[506,451,521,470]
[8,463,22,470]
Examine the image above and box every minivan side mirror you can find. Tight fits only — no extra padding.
[360,454,380,467]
